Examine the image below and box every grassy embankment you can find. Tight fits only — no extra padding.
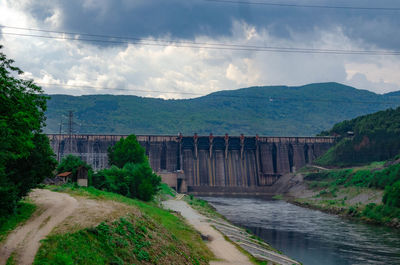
[33,184,213,265]
[0,201,36,243]
[184,195,282,265]
[290,162,400,228]
[1,201,37,265]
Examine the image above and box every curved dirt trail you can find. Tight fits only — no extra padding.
[0,189,78,265]
[162,200,253,265]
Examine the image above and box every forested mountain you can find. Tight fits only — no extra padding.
[44,82,400,136]
[317,106,400,166]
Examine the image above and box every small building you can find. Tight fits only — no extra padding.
[76,166,88,187]
[56,171,73,183]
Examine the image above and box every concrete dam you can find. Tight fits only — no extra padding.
[47,134,335,195]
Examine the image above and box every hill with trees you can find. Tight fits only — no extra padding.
[297,107,400,226]
[44,83,400,136]
[317,107,400,166]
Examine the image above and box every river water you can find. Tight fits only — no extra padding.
[200,197,400,265]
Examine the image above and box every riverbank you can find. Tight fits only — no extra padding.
[163,195,300,265]
[276,163,400,229]
[200,196,400,265]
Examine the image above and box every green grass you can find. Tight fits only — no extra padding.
[157,183,176,201]
[362,204,400,224]
[221,233,267,265]
[39,185,213,264]
[272,194,283,200]
[301,162,400,226]
[183,193,283,264]
[0,201,36,242]
[35,216,183,265]
[184,195,225,220]
[6,253,17,265]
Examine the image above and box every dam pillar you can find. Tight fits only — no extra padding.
[240,134,245,160]
[178,133,183,170]
[194,133,198,160]
[209,133,214,159]
[224,133,229,159]
[276,142,291,174]
[255,134,260,185]
[292,141,307,171]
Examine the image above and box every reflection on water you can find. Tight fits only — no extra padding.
[201,197,400,265]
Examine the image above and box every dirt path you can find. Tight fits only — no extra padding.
[0,189,78,265]
[162,200,253,265]
[0,189,136,265]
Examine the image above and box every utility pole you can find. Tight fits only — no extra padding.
[68,110,74,153]
[57,118,62,162]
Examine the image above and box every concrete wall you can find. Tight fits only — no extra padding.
[48,134,336,191]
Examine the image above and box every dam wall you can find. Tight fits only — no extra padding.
[47,134,335,193]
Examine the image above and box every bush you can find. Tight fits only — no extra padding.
[92,163,161,201]
[57,155,92,182]
[305,163,400,223]
[92,135,161,201]
[383,181,400,208]
[108,135,146,168]
[362,203,400,223]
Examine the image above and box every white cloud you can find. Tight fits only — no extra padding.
[1,3,400,98]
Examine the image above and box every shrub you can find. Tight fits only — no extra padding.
[91,162,161,201]
[57,155,92,182]
[108,135,146,168]
[92,134,161,201]
[362,203,400,223]
[383,181,400,208]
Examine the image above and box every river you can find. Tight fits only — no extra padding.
[200,197,400,265]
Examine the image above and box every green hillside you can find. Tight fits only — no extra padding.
[317,107,400,166]
[44,82,400,136]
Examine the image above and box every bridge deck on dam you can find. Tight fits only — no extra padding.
[47,134,336,194]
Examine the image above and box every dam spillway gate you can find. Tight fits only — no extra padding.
[47,134,335,195]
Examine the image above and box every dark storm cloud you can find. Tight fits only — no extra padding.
[21,0,400,49]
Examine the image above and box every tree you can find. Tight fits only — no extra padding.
[57,155,92,181]
[92,134,161,201]
[91,163,160,201]
[108,135,146,168]
[0,45,56,216]
[10,134,57,197]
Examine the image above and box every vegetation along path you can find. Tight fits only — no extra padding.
[162,198,253,265]
[0,189,78,265]
[0,188,135,265]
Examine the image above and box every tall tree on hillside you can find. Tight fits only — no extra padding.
[92,134,160,201]
[108,135,146,168]
[0,45,57,216]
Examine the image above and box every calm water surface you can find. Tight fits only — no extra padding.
[200,197,400,265]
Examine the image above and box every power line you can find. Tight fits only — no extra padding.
[3,25,400,55]
[36,82,400,105]
[2,27,400,55]
[202,0,400,11]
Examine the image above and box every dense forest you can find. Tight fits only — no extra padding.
[45,83,400,136]
[317,107,400,166]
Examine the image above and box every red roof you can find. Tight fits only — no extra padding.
[57,172,73,177]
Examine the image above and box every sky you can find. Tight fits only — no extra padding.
[1,0,400,98]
